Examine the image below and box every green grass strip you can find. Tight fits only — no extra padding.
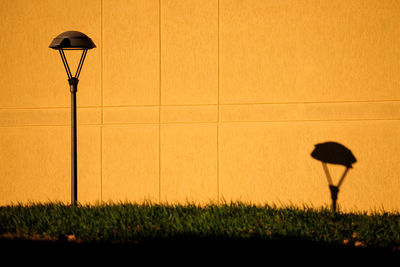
[0,202,399,250]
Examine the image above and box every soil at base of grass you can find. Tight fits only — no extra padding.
[1,234,399,262]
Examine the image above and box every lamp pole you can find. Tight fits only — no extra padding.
[49,31,96,205]
[69,77,78,204]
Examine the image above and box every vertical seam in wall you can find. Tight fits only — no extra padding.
[100,0,104,202]
[158,0,162,203]
[217,0,220,204]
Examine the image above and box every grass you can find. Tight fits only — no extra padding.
[1,202,400,254]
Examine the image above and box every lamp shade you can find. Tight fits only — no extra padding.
[49,31,96,50]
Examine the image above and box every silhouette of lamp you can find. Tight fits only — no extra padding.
[49,31,96,205]
[311,142,357,212]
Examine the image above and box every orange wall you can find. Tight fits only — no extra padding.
[1,0,400,212]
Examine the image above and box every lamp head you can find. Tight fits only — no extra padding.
[49,31,95,80]
[49,31,96,50]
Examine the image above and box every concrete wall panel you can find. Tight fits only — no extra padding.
[0,0,101,108]
[220,121,400,212]
[161,0,218,105]
[0,125,101,204]
[219,0,400,104]
[161,124,218,203]
[103,0,160,106]
[102,125,159,203]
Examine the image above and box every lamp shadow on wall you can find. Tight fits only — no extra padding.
[311,141,357,212]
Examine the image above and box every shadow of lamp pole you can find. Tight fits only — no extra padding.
[311,142,357,212]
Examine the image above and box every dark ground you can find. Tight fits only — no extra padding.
[1,235,399,264]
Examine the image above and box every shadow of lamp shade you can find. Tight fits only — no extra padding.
[49,31,96,205]
[311,142,357,212]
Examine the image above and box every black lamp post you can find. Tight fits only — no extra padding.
[49,31,96,205]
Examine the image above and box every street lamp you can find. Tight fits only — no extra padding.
[49,31,96,205]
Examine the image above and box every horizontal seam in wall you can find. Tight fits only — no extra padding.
[0,99,400,111]
[0,124,102,128]
[0,104,217,110]
[1,118,400,127]
[2,99,400,110]
[221,118,400,123]
[0,107,102,110]
[104,104,219,108]
[220,99,400,106]
[105,122,218,125]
